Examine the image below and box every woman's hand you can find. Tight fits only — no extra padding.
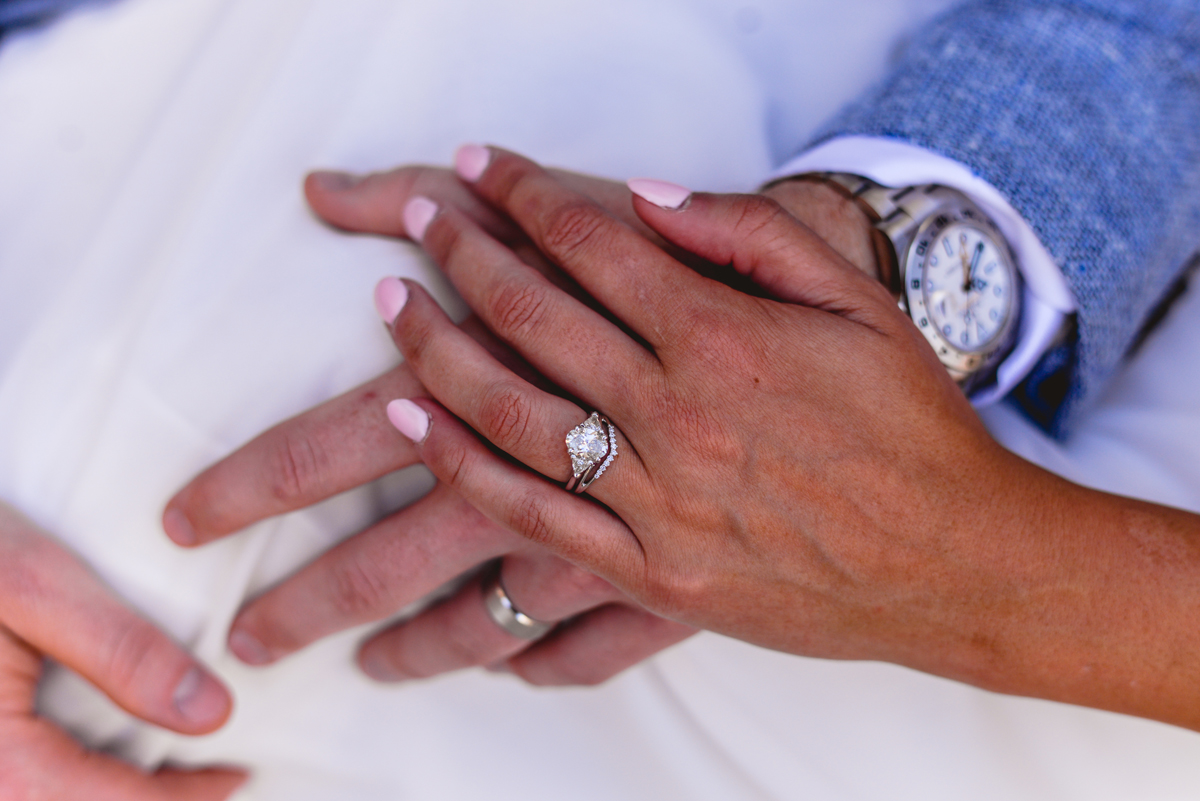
[0,502,245,800]
[164,166,695,687]
[383,146,1200,730]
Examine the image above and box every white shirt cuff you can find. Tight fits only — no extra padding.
[768,135,1077,407]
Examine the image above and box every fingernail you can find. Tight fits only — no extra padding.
[387,399,430,443]
[309,170,362,191]
[627,178,692,210]
[455,144,491,182]
[360,650,404,682]
[173,667,230,726]
[403,196,439,242]
[373,276,409,325]
[163,507,197,547]
[228,629,273,666]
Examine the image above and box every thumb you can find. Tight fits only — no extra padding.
[626,179,895,327]
[0,506,233,735]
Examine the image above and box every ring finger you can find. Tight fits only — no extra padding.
[357,552,622,682]
[388,279,648,511]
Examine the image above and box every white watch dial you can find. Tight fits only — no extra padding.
[919,223,1015,353]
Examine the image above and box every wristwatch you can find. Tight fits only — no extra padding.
[795,173,1022,393]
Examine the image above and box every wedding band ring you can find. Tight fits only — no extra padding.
[482,566,554,640]
[565,412,618,495]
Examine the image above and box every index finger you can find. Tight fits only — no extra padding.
[456,145,718,351]
[164,364,423,547]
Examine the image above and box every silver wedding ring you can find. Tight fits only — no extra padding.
[482,566,554,640]
[564,412,618,495]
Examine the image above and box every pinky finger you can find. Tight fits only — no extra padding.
[503,605,696,687]
[387,397,644,586]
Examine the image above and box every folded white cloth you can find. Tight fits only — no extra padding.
[1,1,1199,799]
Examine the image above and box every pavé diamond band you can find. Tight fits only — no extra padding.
[482,565,554,640]
[564,412,618,495]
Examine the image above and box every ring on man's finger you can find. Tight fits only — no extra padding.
[482,565,554,640]
[564,412,618,495]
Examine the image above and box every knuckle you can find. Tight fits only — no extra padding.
[432,434,477,491]
[328,555,396,620]
[657,392,739,464]
[508,489,557,548]
[485,279,550,343]
[640,567,707,621]
[265,429,331,505]
[733,194,789,242]
[102,618,169,693]
[540,201,609,263]
[476,384,534,453]
[437,614,495,670]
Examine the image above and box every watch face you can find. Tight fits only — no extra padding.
[904,207,1019,374]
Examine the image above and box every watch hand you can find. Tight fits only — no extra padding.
[967,242,984,291]
[959,237,971,291]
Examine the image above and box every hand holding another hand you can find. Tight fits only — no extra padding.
[161,159,887,686]
[375,146,1200,731]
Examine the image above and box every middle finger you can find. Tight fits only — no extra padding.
[406,198,659,421]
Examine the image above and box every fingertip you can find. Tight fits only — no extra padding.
[163,506,198,547]
[307,169,362,193]
[386,399,430,443]
[228,628,274,667]
[172,667,234,732]
[358,645,406,682]
[403,196,439,242]
[455,143,491,182]
[373,276,409,325]
[627,178,692,210]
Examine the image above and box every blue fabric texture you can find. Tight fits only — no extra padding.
[810,0,1200,437]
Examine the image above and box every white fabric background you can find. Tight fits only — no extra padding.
[0,1,1199,799]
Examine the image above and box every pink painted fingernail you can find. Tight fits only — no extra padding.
[387,399,430,443]
[173,667,231,726]
[455,144,491,182]
[374,277,409,325]
[163,507,196,547]
[403,196,439,242]
[309,170,362,191]
[627,178,692,210]
[228,629,272,666]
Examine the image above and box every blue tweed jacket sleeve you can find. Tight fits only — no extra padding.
[808,0,1200,437]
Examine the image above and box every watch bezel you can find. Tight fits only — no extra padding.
[900,195,1022,382]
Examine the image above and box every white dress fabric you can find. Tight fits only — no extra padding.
[1,1,1199,799]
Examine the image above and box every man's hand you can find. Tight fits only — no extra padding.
[0,502,245,800]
